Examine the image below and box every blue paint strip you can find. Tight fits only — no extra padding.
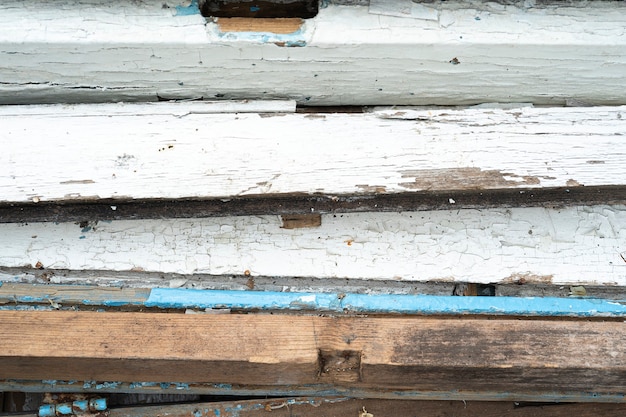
[145,288,626,317]
[341,293,626,317]
[146,288,341,311]
[4,282,625,317]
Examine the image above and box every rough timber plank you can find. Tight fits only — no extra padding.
[107,398,626,417]
[1,105,625,208]
[0,311,624,396]
[1,1,625,105]
[1,206,624,285]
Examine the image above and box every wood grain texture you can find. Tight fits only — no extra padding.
[106,398,626,417]
[1,105,625,204]
[0,311,624,396]
[1,206,624,285]
[1,1,625,105]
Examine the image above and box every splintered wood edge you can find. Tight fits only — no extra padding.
[217,18,304,34]
[0,311,624,395]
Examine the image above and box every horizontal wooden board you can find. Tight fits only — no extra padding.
[1,1,625,105]
[1,105,625,207]
[0,311,624,398]
[107,398,626,417]
[1,206,624,285]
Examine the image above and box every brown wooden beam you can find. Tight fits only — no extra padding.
[0,311,624,397]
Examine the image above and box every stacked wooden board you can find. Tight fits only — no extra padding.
[0,0,625,415]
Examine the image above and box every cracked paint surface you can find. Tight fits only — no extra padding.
[0,205,624,285]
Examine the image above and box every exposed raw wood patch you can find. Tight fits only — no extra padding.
[399,168,542,190]
[356,185,387,193]
[502,273,554,285]
[217,17,303,33]
[281,214,322,229]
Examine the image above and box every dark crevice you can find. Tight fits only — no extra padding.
[200,0,319,18]
[1,185,625,224]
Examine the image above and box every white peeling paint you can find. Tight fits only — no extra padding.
[0,206,624,285]
[1,105,625,203]
[1,1,625,105]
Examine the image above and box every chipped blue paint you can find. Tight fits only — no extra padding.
[4,283,626,317]
[96,381,121,390]
[175,0,200,16]
[38,405,56,417]
[250,6,260,12]
[146,288,341,311]
[39,398,107,417]
[79,235,86,239]
[81,226,91,233]
[145,288,626,317]
[341,293,626,317]
[216,25,307,46]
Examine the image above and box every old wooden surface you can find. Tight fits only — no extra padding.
[1,105,625,207]
[1,311,624,397]
[6,397,626,417]
[1,1,625,105]
[1,206,624,285]
[106,398,626,417]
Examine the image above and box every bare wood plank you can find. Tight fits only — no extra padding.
[1,206,624,285]
[106,398,626,417]
[0,311,624,396]
[1,105,625,207]
[1,1,625,105]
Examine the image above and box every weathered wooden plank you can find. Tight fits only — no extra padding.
[3,378,625,403]
[1,206,624,285]
[7,397,626,417]
[106,398,626,417]
[1,1,625,105]
[0,311,624,397]
[1,105,625,207]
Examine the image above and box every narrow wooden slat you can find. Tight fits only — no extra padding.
[1,1,625,105]
[0,311,624,397]
[2,283,625,317]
